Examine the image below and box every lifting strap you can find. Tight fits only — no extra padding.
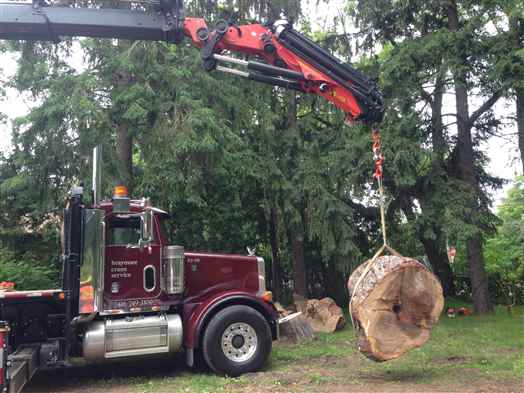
[349,129,402,329]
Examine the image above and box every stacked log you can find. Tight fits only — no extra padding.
[296,298,346,333]
[347,255,444,362]
[278,312,316,342]
[275,296,346,342]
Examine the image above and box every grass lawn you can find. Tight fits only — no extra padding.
[27,303,524,393]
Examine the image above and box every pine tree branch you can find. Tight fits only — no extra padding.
[419,89,433,105]
[339,196,379,220]
[467,91,502,130]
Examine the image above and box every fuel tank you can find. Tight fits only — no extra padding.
[83,314,182,362]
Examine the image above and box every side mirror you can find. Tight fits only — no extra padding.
[141,208,154,247]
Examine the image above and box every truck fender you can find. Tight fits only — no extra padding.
[185,293,278,352]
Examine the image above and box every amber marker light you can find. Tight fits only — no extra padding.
[113,185,128,198]
[261,291,273,303]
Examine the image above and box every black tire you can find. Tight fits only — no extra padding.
[191,348,209,372]
[202,305,272,376]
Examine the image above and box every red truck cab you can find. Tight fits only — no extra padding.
[0,185,278,393]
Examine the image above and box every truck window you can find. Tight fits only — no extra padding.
[144,265,156,292]
[108,216,142,245]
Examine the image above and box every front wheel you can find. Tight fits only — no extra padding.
[202,305,272,376]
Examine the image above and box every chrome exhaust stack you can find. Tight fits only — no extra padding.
[92,145,102,206]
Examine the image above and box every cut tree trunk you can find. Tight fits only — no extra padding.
[347,255,444,362]
[278,312,315,342]
[295,297,346,333]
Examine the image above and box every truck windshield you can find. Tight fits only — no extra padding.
[108,216,142,245]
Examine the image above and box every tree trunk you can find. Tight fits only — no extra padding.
[113,52,134,194]
[428,70,455,296]
[347,256,444,362]
[116,122,133,192]
[278,312,315,342]
[400,196,455,297]
[467,234,491,311]
[447,0,492,313]
[517,89,524,174]
[287,91,307,297]
[510,16,524,174]
[431,68,446,157]
[421,229,455,296]
[295,297,346,333]
[269,206,282,301]
[325,258,348,306]
[292,233,307,298]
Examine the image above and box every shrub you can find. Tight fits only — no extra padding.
[0,247,59,290]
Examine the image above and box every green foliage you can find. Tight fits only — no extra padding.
[0,246,58,290]
[484,177,524,303]
[0,0,520,307]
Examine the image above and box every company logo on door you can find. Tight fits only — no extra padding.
[111,260,138,279]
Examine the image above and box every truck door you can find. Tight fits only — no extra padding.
[104,213,161,312]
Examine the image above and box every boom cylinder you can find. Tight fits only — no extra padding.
[276,25,369,92]
[274,22,384,124]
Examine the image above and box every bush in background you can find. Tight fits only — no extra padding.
[0,247,59,290]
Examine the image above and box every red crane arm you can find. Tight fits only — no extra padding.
[183,18,383,124]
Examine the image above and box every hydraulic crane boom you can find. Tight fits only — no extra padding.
[0,0,384,124]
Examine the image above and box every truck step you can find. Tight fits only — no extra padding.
[8,346,39,393]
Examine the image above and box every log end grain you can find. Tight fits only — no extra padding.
[348,255,444,361]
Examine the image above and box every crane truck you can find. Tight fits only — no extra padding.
[0,1,384,392]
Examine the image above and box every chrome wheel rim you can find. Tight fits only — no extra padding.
[221,322,258,363]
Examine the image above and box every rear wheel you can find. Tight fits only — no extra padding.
[202,305,272,376]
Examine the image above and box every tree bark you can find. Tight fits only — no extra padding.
[286,91,308,298]
[116,122,133,193]
[447,0,492,313]
[400,196,455,297]
[325,259,348,306]
[113,42,134,194]
[268,205,282,301]
[517,89,524,174]
[467,234,490,310]
[431,69,446,157]
[509,15,524,174]
[295,297,345,333]
[292,232,307,298]
[278,312,315,342]
[426,69,455,296]
[420,229,456,296]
